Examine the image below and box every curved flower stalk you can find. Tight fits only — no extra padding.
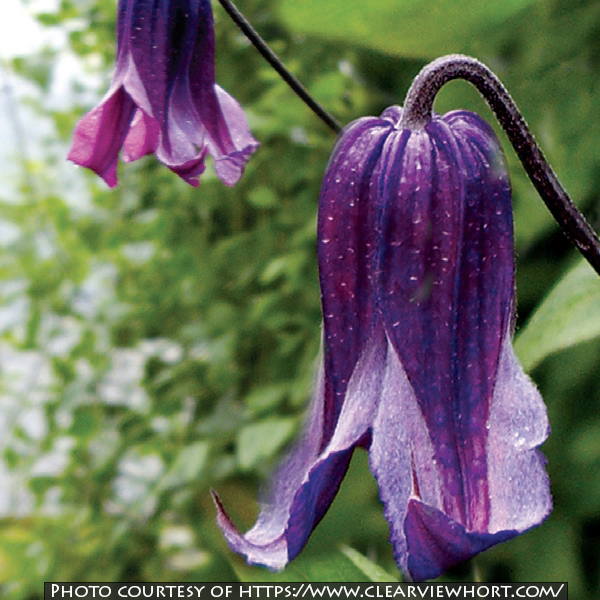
[214,105,552,581]
[68,0,259,187]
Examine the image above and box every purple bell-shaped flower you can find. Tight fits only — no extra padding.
[68,0,258,187]
[214,101,551,581]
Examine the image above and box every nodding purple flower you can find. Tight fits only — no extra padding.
[214,105,552,581]
[68,0,259,188]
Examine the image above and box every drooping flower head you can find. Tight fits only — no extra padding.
[68,0,259,187]
[214,101,551,580]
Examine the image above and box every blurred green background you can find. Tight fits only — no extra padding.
[1,0,600,596]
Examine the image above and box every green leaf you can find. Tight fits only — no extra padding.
[234,545,397,582]
[245,383,289,415]
[158,441,211,491]
[277,0,537,58]
[515,260,600,370]
[247,186,279,209]
[339,545,398,582]
[236,417,297,470]
[260,253,307,285]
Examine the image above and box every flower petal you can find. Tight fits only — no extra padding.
[214,331,387,569]
[369,334,442,578]
[128,0,258,186]
[404,500,516,581]
[367,109,550,580]
[209,86,261,187]
[317,115,394,442]
[486,337,552,532]
[376,111,514,528]
[123,109,160,162]
[370,334,550,581]
[67,87,137,187]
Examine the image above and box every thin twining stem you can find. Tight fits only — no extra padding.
[401,54,600,276]
[216,0,342,133]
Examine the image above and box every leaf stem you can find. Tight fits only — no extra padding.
[401,54,600,276]
[216,0,342,133]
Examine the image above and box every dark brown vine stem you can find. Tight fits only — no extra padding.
[401,54,600,276]
[216,0,342,133]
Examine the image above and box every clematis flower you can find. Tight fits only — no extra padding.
[68,0,259,187]
[214,106,552,581]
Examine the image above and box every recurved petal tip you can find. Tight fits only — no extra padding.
[212,334,388,572]
[211,490,289,571]
[404,500,518,581]
[68,87,137,188]
[209,86,260,186]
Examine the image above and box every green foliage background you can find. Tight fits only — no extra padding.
[1,0,600,596]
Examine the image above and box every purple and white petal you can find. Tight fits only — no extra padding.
[215,331,387,569]
[486,336,552,532]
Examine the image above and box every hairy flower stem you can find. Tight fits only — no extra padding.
[401,54,600,276]
[216,0,342,133]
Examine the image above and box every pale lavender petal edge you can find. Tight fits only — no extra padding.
[369,334,442,577]
[370,333,551,581]
[487,335,552,532]
[209,85,260,187]
[213,332,386,570]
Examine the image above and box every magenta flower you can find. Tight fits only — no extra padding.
[68,0,259,187]
[214,106,552,581]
